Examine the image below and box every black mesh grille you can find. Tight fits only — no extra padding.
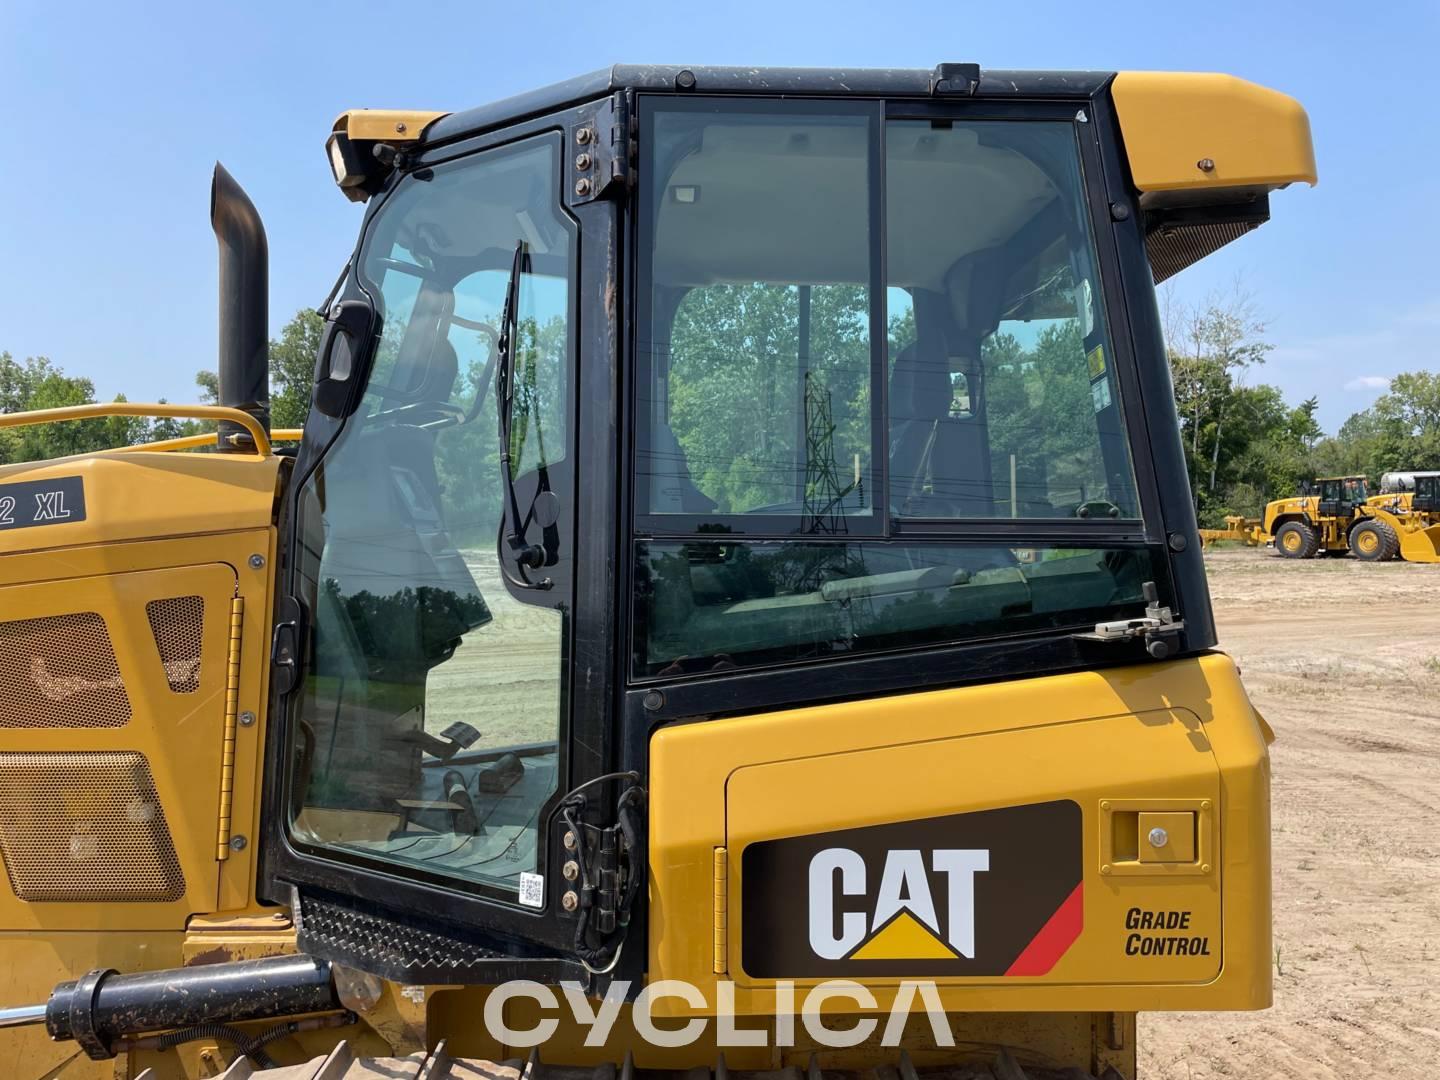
[1146,220,1260,284]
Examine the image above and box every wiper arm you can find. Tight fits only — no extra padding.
[495,240,552,591]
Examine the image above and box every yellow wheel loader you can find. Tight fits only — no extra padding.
[1262,475,1440,563]
[0,63,1313,1079]
[1262,475,1368,558]
[1351,474,1440,563]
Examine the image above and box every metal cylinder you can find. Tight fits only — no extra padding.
[45,954,337,1060]
[0,1003,47,1029]
[210,163,271,450]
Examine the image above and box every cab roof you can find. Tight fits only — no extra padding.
[424,64,1109,145]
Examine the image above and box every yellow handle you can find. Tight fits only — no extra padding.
[0,402,272,457]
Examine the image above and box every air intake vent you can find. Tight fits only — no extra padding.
[1145,219,1261,284]
[0,751,185,902]
[0,612,131,728]
[146,595,205,693]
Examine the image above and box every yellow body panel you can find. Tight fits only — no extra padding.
[1112,72,1316,194]
[0,451,280,553]
[649,653,1270,1015]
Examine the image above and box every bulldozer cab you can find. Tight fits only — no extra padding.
[254,65,1316,985]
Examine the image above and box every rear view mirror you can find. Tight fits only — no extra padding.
[313,300,378,419]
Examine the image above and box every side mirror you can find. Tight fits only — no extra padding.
[313,300,379,419]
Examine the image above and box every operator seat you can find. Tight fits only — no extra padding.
[888,338,993,516]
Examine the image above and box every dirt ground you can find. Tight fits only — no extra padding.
[1140,548,1440,1078]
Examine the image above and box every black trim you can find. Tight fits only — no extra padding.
[624,624,1163,733]
[426,67,1114,148]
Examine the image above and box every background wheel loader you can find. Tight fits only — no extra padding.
[0,63,1315,1079]
[1261,474,1440,562]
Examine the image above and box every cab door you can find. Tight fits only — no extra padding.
[261,100,626,983]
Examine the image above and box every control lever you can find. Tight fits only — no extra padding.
[402,721,482,761]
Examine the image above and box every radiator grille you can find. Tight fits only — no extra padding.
[146,595,205,693]
[0,612,131,728]
[0,751,185,902]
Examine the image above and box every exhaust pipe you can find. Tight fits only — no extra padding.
[210,163,270,450]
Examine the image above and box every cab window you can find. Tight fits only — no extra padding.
[633,100,1155,680]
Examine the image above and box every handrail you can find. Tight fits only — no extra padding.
[111,427,304,455]
[0,403,272,457]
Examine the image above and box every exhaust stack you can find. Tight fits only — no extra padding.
[210,163,270,449]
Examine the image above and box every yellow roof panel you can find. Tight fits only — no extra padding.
[1113,72,1317,194]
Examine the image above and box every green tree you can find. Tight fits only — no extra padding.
[193,307,323,429]
[269,309,324,429]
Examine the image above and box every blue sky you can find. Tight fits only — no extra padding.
[1,0,1434,435]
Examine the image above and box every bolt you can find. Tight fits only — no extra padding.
[1201,863,1212,874]
[229,834,248,851]
[575,178,592,197]
[1100,800,1111,811]
[1201,800,1212,811]
[249,554,266,569]
[1148,827,1170,849]
[576,127,593,145]
[1197,157,1215,172]
[395,121,408,134]
[642,689,665,712]
[561,890,579,912]
[575,152,592,171]
[239,711,256,727]
[675,69,697,90]
[562,860,580,881]
[563,830,577,851]
[1100,864,1112,875]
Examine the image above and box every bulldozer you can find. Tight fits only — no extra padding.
[0,64,1314,1079]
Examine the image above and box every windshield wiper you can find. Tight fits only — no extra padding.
[495,240,553,591]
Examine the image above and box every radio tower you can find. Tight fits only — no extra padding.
[802,372,857,534]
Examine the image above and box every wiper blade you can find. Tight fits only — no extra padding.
[495,240,552,591]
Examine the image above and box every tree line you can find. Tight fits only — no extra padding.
[0,310,321,464]
[1166,285,1440,524]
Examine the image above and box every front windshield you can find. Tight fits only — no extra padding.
[287,134,573,899]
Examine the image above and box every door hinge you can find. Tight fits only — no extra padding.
[713,846,728,974]
[216,595,244,860]
[570,91,633,205]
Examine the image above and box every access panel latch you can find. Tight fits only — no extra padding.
[1074,581,1185,659]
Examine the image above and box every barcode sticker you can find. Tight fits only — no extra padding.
[518,872,545,909]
